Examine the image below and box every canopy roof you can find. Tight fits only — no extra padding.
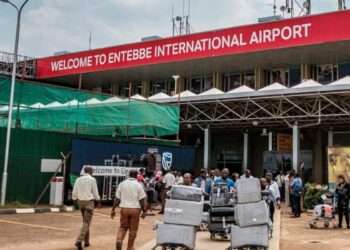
[172,90,197,98]
[0,77,179,136]
[148,92,170,100]
[199,88,224,96]
[258,82,288,91]
[227,85,255,93]
[292,79,322,88]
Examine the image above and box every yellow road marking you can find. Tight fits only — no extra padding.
[0,219,69,231]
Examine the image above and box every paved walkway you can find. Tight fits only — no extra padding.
[140,209,281,250]
[280,206,350,250]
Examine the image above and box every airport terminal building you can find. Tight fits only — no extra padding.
[4,9,350,184]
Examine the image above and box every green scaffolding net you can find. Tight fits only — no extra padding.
[0,77,179,136]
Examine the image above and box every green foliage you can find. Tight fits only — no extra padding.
[0,199,28,208]
[304,182,328,209]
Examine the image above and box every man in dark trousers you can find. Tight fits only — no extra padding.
[111,170,147,250]
[72,166,101,250]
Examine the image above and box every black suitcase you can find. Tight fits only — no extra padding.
[209,207,235,239]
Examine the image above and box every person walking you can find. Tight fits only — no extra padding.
[240,169,254,179]
[72,166,101,250]
[144,171,157,215]
[265,172,281,223]
[284,171,290,206]
[215,168,235,190]
[194,169,213,198]
[159,169,175,214]
[291,172,303,218]
[182,173,196,186]
[260,177,274,238]
[111,170,147,250]
[175,171,184,185]
[213,168,221,182]
[154,171,163,204]
[275,170,285,202]
[288,171,296,215]
[231,172,240,182]
[137,168,145,184]
[335,174,350,228]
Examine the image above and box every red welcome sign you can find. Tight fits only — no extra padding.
[36,10,350,79]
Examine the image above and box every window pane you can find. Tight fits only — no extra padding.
[338,63,350,78]
[289,67,301,86]
[191,78,202,94]
[203,77,213,91]
[317,64,333,84]
[243,72,255,88]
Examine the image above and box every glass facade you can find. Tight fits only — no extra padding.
[186,76,213,94]
[149,80,174,96]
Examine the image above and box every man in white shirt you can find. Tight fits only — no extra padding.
[175,171,184,185]
[159,170,175,214]
[111,170,147,250]
[240,169,254,179]
[266,172,281,223]
[275,170,285,202]
[72,166,101,250]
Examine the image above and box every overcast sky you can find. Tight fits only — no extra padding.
[0,0,342,58]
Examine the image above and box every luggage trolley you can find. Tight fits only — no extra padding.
[152,243,194,250]
[209,183,236,240]
[308,192,338,229]
[152,185,203,250]
[226,178,270,250]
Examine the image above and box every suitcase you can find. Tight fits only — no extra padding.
[230,225,269,249]
[156,223,196,249]
[211,192,236,207]
[170,185,203,202]
[210,206,235,216]
[202,212,210,223]
[234,200,269,227]
[164,199,203,226]
[236,178,261,204]
[209,207,235,236]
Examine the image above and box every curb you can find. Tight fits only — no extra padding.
[0,206,74,215]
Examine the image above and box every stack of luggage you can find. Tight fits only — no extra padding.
[230,178,269,249]
[209,183,236,239]
[155,185,203,250]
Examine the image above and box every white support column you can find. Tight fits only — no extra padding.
[328,130,333,147]
[204,128,211,170]
[292,124,300,171]
[268,132,273,151]
[243,132,248,172]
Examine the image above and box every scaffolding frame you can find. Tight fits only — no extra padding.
[178,89,350,130]
[0,51,36,79]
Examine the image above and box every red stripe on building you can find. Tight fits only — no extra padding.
[36,10,350,78]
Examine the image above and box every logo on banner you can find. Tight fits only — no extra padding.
[162,152,173,170]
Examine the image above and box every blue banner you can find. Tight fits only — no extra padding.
[70,138,196,174]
